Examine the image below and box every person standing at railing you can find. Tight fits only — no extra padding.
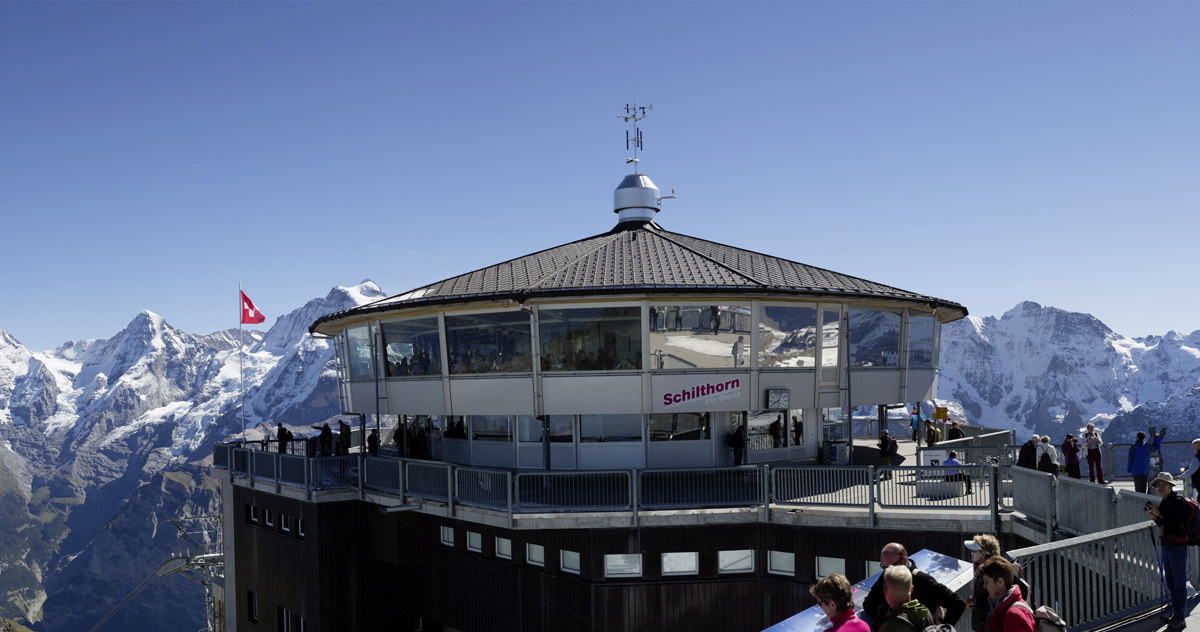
[948,420,965,441]
[1016,435,1039,470]
[276,423,290,454]
[367,428,379,456]
[876,565,933,632]
[1145,472,1190,631]
[727,423,745,465]
[1035,437,1059,477]
[878,431,898,480]
[1060,434,1081,479]
[1128,432,1151,493]
[965,535,1030,632]
[910,407,922,442]
[1149,426,1167,479]
[924,420,939,448]
[338,420,352,456]
[1083,422,1106,484]
[1179,438,1200,500]
[318,423,333,457]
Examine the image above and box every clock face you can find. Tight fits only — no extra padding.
[767,389,789,409]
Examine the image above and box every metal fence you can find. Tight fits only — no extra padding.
[213,444,230,469]
[455,466,511,511]
[1012,466,1056,538]
[639,466,768,509]
[405,460,453,502]
[514,470,633,512]
[1109,441,1194,480]
[876,465,991,509]
[1009,521,1161,632]
[1055,476,1117,536]
[309,456,358,490]
[279,454,307,487]
[364,456,403,494]
[772,466,873,507]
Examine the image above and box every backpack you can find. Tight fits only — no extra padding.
[1010,601,1067,632]
[934,427,942,442]
[1039,450,1052,470]
[890,437,899,454]
[1164,495,1200,546]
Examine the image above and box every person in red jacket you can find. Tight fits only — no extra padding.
[980,556,1035,632]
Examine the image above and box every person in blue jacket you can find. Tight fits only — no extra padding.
[910,406,922,442]
[1128,432,1151,493]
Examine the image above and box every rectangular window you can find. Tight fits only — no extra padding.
[249,506,259,524]
[517,415,574,443]
[648,304,752,369]
[440,526,454,546]
[865,560,884,581]
[346,325,375,381]
[648,412,710,442]
[445,311,532,374]
[908,314,935,368]
[661,552,699,576]
[580,414,642,443]
[820,309,841,376]
[281,514,291,533]
[758,305,819,368]
[297,518,305,538]
[264,509,274,528]
[246,590,258,625]
[604,553,643,577]
[527,543,545,567]
[848,309,901,368]
[816,555,846,579]
[539,307,642,371]
[561,550,581,574]
[496,537,512,559]
[470,415,513,442]
[747,410,788,451]
[467,531,482,552]
[768,550,795,576]
[381,317,443,377]
[718,550,754,574]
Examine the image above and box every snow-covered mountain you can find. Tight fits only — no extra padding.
[1,292,1198,630]
[0,281,384,630]
[937,301,1200,441]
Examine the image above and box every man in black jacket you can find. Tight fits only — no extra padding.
[1147,472,1190,630]
[1016,434,1039,470]
[863,542,967,630]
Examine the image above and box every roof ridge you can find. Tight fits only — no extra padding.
[649,229,772,288]
[526,231,624,291]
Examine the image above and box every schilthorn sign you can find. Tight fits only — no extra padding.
[662,378,743,407]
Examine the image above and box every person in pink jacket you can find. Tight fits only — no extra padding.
[810,573,871,632]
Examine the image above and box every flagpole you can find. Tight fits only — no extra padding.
[239,283,245,444]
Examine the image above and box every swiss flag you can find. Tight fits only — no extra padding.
[240,290,266,324]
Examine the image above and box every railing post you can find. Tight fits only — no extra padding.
[507,470,514,529]
[304,456,312,501]
[868,465,876,528]
[760,465,769,523]
[447,465,456,518]
[990,464,1000,532]
[631,469,639,528]
[1047,474,1057,541]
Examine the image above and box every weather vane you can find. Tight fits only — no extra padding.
[620,102,652,174]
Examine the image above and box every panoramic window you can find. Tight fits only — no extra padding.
[604,553,643,578]
[908,314,935,368]
[470,415,512,442]
[758,305,818,368]
[648,304,751,369]
[539,307,641,371]
[768,551,795,576]
[517,415,574,443]
[747,410,788,451]
[648,412,710,441]
[848,309,901,368]
[717,550,754,574]
[345,325,374,381]
[580,414,642,443]
[381,317,442,377]
[661,552,699,576]
[445,311,532,374]
[441,416,469,440]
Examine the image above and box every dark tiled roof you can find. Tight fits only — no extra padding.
[311,221,966,333]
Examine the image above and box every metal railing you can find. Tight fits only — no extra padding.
[1055,476,1117,536]
[309,456,358,490]
[1009,521,1162,631]
[455,466,511,511]
[363,456,403,494]
[514,470,633,512]
[772,466,873,507]
[876,465,991,509]
[638,466,768,510]
[1108,441,1195,480]
[405,460,453,502]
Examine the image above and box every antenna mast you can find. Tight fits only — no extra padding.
[620,102,652,174]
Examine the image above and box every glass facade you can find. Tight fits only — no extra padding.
[580,414,642,443]
[469,415,512,442]
[648,412,710,441]
[820,309,841,370]
[346,325,374,381]
[908,314,935,367]
[848,309,901,368]
[517,415,573,443]
[445,311,532,374]
[539,307,641,371]
[747,410,789,451]
[381,317,442,377]
[758,305,818,368]
[648,304,752,369]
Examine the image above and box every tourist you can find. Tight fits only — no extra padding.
[925,420,938,447]
[1083,422,1106,484]
[1016,434,1039,470]
[1128,432,1150,493]
[732,335,745,367]
[318,423,333,457]
[1180,439,1200,500]
[1036,436,1059,476]
[727,423,745,466]
[1060,434,1081,479]
[338,420,352,455]
[769,415,783,448]
[877,565,932,632]
[276,422,290,454]
[966,536,1031,632]
[792,414,803,445]
[1149,426,1167,478]
[910,407,922,442]
[710,305,721,335]
[948,420,966,441]
[367,428,379,456]
[1146,472,1189,630]
[878,431,898,480]
[943,450,972,494]
[979,556,1035,632]
[863,543,965,629]
[810,573,871,632]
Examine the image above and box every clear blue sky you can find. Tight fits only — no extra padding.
[2,1,1197,352]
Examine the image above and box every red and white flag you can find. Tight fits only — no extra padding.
[240,290,266,324]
